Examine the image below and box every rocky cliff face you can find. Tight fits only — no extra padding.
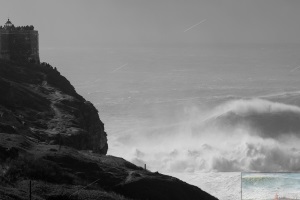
[0,61,108,154]
[0,60,218,200]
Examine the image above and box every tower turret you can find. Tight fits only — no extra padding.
[4,18,14,29]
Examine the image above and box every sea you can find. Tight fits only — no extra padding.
[242,173,300,200]
[41,44,300,200]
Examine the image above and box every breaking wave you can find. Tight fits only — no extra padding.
[203,98,300,139]
[119,98,300,173]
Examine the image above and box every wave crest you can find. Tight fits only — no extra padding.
[205,99,300,139]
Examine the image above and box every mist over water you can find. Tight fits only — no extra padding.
[41,44,300,200]
[106,98,300,173]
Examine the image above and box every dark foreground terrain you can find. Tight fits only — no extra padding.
[0,60,218,200]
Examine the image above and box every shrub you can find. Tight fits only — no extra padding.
[4,155,73,184]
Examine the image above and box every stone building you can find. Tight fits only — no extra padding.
[0,19,40,63]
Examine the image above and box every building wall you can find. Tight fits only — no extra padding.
[0,31,11,60]
[29,31,40,63]
[0,30,40,63]
[0,32,1,59]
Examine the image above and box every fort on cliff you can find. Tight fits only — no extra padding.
[0,19,40,63]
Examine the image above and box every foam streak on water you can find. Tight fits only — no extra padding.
[168,172,241,200]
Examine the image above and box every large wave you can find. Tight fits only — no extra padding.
[115,98,300,172]
[203,98,300,139]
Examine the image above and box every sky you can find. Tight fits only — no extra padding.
[1,0,300,48]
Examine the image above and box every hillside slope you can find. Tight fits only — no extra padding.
[0,60,218,200]
[0,61,108,154]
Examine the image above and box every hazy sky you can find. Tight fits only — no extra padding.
[1,0,300,47]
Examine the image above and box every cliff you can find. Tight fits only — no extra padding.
[0,60,108,154]
[0,60,218,200]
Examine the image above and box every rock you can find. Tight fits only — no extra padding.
[0,61,108,154]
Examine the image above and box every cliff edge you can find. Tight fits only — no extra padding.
[0,60,218,200]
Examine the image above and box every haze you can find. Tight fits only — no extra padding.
[1,0,300,50]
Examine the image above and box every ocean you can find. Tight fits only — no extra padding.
[41,44,300,200]
[242,173,300,200]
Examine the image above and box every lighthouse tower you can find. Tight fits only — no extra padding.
[0,18,40,63]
